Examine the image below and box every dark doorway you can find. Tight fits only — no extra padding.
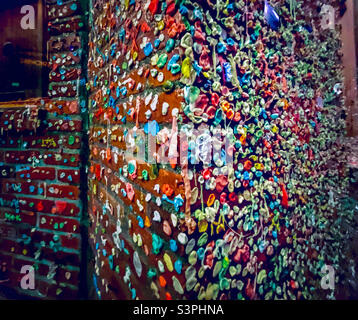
[0,0,49,102]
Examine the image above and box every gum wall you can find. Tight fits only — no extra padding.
[0,0,356,300]
[87,0,352,300]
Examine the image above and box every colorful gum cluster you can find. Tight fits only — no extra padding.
[87,0,349,300]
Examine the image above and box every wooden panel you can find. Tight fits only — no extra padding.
[341,0,358,136]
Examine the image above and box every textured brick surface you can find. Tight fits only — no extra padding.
[86,0,352,301]
[0,0,87,300]
[87,0,190,300]
[0,0,355,301]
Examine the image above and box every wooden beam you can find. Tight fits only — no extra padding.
[340,0,358,136]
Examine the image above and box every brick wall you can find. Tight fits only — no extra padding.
[87,0,350,301]
[0,0,353,300]
[0,0,88,299]
[87,0,188,300]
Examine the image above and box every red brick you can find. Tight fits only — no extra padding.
[47,119,82,132]
[48,53,81,71]
[16,167,56,181]
[48,283,78,300]
[0,208,37,226]
[44,152,80,167]
[45,100,80,115]
[49,68,82,82]
[47,1,80,20]
[49,17,84,35]
[4,151,40,164]
[0,136,21,148]
[0,166,14,178]
[0,251,14,266]
[40,246,81,266]
[38,214,80,234]
[46,184,80,200]
[1,179,42,196]
[48,83,78,98]
[0,222,18,239]
[0,194,80,216]
[22,135,81,150]
[57,169,81,184]
[60,234,81,250]
[0,180,80,201]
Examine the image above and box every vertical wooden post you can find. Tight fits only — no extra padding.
[340,0,358,136]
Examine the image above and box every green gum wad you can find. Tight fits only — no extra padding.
[152,233,163,254]
[157,53,168,68]
[197,232,208,246]
[165,38,175,52]
[163,80,174,92]
[142,170,148,180]
[149,164,158,179]
[128,162,135,175]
